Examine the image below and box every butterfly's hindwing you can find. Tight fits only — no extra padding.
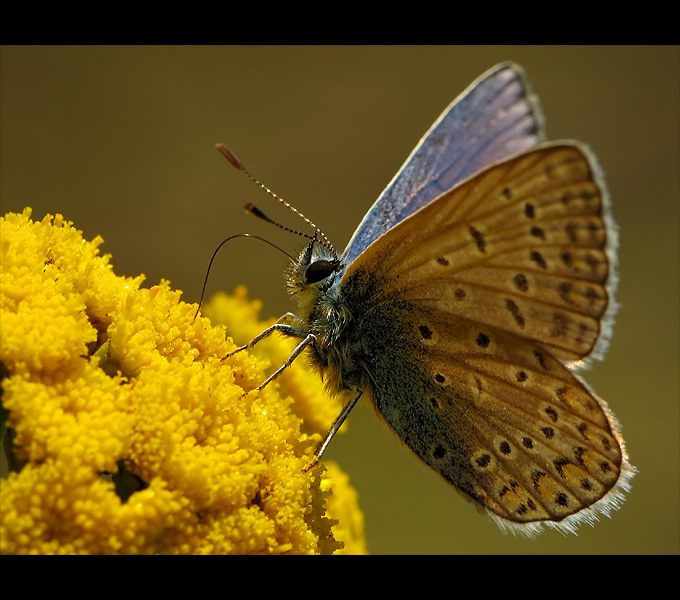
[355,297,624,530]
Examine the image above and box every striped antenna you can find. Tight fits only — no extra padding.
[215,143,337,258]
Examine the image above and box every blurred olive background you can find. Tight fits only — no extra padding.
[2,45,678,555]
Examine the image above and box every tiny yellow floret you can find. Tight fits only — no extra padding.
[0,208,366,554]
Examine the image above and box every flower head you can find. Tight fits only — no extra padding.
[0,208,366,554]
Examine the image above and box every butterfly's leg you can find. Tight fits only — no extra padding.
[303,388,363,472]
[275,312,300,325]
[224,323,307,358]
[254,333,320,391]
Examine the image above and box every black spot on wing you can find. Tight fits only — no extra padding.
[469,225,487,253]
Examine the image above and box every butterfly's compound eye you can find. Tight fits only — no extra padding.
[305,260,339,284]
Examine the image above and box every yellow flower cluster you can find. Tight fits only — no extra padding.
[0,208,366,554]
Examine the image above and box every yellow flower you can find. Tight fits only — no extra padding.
[0,208,366,554]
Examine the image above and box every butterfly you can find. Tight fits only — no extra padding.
[218,62,634,535]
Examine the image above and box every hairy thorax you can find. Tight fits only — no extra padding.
[308,285,370,394]
[287,261,370,396]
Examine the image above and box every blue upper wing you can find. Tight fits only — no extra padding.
[342,62,545,265]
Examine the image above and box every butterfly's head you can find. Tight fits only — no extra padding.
[286,235,342,319]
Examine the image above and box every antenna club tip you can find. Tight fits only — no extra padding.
[215,143,242,170]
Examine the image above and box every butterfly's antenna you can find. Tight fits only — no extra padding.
[193,233,296,322]
[244,203,316,243]
[216,143,337,258]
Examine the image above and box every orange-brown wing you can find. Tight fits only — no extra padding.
[343,143,616,367]
[355,297,631,533]
[339,143,632,533]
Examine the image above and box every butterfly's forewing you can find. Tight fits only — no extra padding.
[347,144,616,366]
[340,144,631,532]
[343,62,544,265]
